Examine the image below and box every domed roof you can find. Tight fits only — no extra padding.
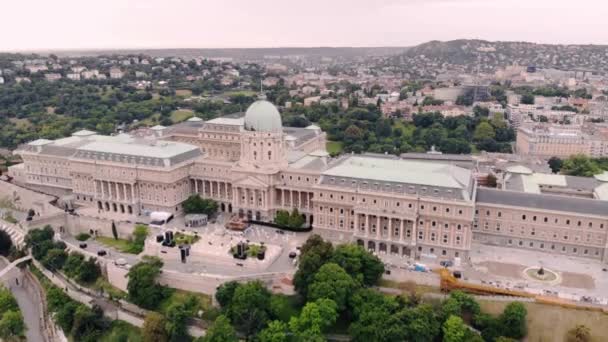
[244,99,282,132]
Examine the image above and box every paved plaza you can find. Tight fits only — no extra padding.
[465,243,608,303]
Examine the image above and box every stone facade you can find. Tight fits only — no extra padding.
[9,99,608,263]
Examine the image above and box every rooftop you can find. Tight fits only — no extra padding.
[322,155,473,190]
[477,188,608,217]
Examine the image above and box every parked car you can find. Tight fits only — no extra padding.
[288,251,297,258]
[97,250,107,256]
[79,243,87,249]
[440,260,453,268]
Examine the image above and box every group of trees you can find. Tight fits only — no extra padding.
[548,154,608,177]
[183,195,219,217]
[25,226,101,284]
[45,281,108,341]
[274,208,306,229]
[0,80,182,148]
[295,102,514,155]
[130,256,216,342]
[0,285,25,340]
[202,235,531,342]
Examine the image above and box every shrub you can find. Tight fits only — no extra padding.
[76,233,91,241]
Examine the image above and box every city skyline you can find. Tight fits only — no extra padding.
[2,0,608,51]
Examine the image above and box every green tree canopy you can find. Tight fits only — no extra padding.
[330,244,384,286]
[442,315,467,342]
[142,312,169,342]
[560,154,602,177]
[473,121,495,141]
[293,235,334,297]
[308,263,358,311]
[227,281,272,337]
[127,257,166,309]
[183,195,219,216]
[499,302,527,340]
[199,315,238,342]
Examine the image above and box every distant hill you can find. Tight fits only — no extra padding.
[400,39,608,73]
[46,47,409,61]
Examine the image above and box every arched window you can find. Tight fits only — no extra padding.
[268,151,272,160]
[253,151,257,160]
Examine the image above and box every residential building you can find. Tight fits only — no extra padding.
[516,124,608,158]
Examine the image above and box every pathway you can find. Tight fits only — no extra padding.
[0,258,46,342]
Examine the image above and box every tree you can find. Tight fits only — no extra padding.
[330,244,384,286]
[199,315,238,342]
[560,155,601,177]
[216,281,239,308]
[474,312,502,342]
[293,235,334,297]
[71,305,105,342]
[548,156,563,174]
[55,301,79,332]
[228,281,272,337]
[289,298,337,336]
[520,94,535,104]
[257,320,289,342]
[485,174,497,188]
[344,124,363,141]
[112,221,118,240]
[0,310,25,339]
[41,248,68,271]
[165,302,191,341]
[473,122,495,141]
[0,286,18,314]
[0,230,12,256]
[143,312,169,342]
[274,210,290,227]
[127,257,166,309]
[499,302,527,339]
[308,263,358,311]
[288,208,305,229]
[76,257,101,283]
[443,315,467,342]
[183,195,219,216]
[565,325,592,342]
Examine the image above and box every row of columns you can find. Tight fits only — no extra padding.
[277,189,313,211]
[355,213,416,244]
[233,187,267,209]
[96,180,135,203]
[193,179,232,201]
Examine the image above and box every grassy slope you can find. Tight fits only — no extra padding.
[479,300,608,342]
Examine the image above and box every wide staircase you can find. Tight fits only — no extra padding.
[0,222,26,248]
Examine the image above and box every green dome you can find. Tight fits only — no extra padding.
[244,100,282,132]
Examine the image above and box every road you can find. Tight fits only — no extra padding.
[0,259,46,342]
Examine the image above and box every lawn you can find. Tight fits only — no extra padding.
[158,289,213,318]
[95,225,148,254]
[326,141,344,155]
[378,279,442,295]
[174,232,200,245]
[100,320,143,342]
[479,300,608,342]
[175,89,193,97]
[222,90,257,97]
[96,236,134,253]
[170,109,194,123]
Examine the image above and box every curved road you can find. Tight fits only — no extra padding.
[0,259,46,342]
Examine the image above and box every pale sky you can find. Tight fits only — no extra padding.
[2,0,608,51]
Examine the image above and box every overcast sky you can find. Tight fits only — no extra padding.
[2,0,607,51]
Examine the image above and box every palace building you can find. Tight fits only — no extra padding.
[8,98,608,263]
